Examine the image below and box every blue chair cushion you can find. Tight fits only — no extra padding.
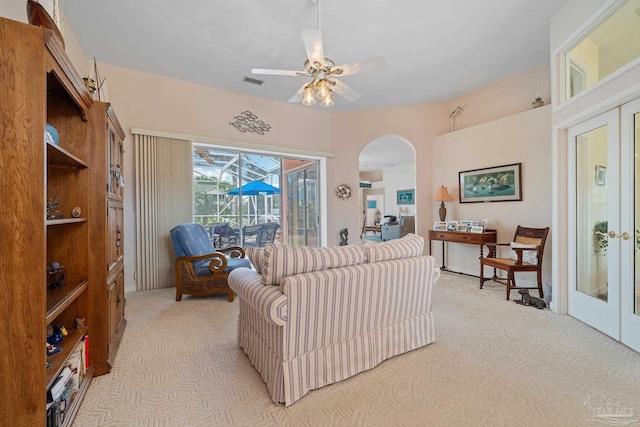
[170,223,216,258]
[170,223,251,276]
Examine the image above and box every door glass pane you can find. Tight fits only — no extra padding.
[564,0,640,101]
[635,112,640,315]
[285,159,319,247]
[576,125,609,300]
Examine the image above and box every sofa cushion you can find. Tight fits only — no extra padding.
[365,233,424,263]
[245,247,265,273]
[261,244,367,285]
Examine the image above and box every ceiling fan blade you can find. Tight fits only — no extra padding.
[301,29,325,68]
[288,83,308,103]
[331,56,387,76]
[332,79,360,103]
[251,68,309,77]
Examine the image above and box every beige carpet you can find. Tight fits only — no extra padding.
[73,273,640,426]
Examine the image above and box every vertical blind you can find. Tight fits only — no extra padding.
[134,133,192,291]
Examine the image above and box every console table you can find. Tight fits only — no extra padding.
[428,229,497,272]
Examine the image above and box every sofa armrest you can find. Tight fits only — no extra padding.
[228,268,288,326]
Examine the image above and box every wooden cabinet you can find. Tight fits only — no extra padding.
[88,102,126,375]
[0,17,123,425]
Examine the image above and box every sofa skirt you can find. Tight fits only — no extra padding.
[237,304,435,406]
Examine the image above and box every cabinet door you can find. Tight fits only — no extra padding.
[107,200,124,273]
[108,121,124,200]
[115,268,125,329]
[107,278,117,346]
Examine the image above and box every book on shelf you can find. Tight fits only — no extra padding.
[67,343,83,393]
[48,366,72,403]
[83,334,90,370]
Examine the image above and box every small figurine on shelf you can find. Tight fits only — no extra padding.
[75,317,85,328]
[46,341,61,356]
[47,324,68,345]
[46,198,65,220]
[47,262,66,287]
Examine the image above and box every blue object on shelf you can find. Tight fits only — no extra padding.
[45,123,59,145]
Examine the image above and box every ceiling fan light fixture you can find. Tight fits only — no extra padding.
[321,92,334,107]
[316,79,331,99]
[302,85,316,105]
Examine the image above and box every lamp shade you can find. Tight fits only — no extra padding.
[433,186,454,202]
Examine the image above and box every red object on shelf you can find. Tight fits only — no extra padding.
[83,335,90,369]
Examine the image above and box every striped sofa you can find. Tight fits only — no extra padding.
[228,233,440,406]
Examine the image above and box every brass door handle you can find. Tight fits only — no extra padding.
[608,231,630,240]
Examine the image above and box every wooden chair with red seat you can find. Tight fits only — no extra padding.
[480,225,550,300]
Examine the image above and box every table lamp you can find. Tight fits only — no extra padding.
[433,186,454,222]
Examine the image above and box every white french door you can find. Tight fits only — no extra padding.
[621,98,640,351]
[568,98,640,352]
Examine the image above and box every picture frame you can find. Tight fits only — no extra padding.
[434,221,448,231]
[469,226,485,234]
[456,224,469,232]
[366,200,377,209]
[447,220,458,231]
[595,165,606,186]
[459,220,472,228]
[396,189,415,205]
[458,163,522,203]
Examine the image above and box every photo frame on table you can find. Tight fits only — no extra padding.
[447,221,458,231]
[469,226,485,234]
[456,224,469,232]
[397,189,415,205]
[434,221,448,231]
[459,163,522,203]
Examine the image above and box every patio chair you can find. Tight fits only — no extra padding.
[242,222,280,247]
[170,223,251,301]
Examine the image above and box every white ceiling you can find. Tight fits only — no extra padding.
[64,0,567,113]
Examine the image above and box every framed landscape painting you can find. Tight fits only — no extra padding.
[396,189,415,205]
[459,163,522,203]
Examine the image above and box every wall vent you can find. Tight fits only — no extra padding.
[243,76,264,86]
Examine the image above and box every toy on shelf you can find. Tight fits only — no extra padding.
[47,325,68,345]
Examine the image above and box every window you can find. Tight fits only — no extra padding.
[193,145,320,248]
[563,0,640,102]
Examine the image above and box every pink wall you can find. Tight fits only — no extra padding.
[0,3,554,290]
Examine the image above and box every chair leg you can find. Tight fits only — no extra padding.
[227,290,234,302]
[506,272,513,300]
[176,291,182,302]
[537,270,544,298]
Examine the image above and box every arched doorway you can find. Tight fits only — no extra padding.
[359,136,416,241]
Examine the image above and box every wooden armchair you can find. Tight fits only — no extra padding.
[170,223,251,301]
[480,225,550,300]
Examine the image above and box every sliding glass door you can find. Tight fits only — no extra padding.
[286,160,319,247]
[193,145,319,248]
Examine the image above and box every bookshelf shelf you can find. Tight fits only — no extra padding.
[46,280,88,324]
[45,327,87,390]
[47,142,88,169]
[46,218,88,226]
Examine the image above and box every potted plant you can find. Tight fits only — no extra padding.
[593,221,608,254]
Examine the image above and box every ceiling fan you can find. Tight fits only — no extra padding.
[251,0,387,107]
[195,147,215,164]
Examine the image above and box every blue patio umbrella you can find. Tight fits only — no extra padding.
[227,180,281,196]
[227,181,281,224]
